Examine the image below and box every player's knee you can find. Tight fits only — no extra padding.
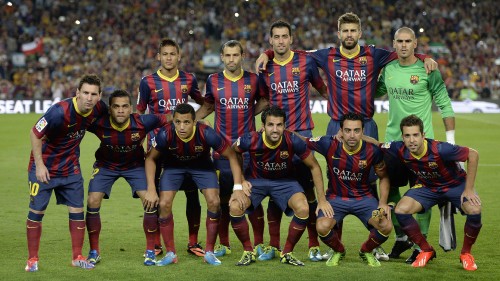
[229,204,245,217]
[205,196,220,211]
[394,203,413,215]
[463,203,481,215]
[87,193,103,208]
[158,199,173,212]
[316,217,334,236]
[293,203,309,218]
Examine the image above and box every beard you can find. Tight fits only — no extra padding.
[341,38,358,50]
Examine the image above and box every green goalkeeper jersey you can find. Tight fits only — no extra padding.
[376,59,454,141]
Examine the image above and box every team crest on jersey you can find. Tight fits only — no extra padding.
[309,136,321,142]
[280,151,289,159]
[131,133,140,141]
[244,84,252,93]
[358,56,367,65]
[410,75,419,85]
[35,117,48,132]
[292,67,300,76]
[195,146,203,152]
[428,162,438,169]
[358,160,367,169]
[181,85,188,93]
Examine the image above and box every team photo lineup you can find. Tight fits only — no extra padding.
[19,6,486,275]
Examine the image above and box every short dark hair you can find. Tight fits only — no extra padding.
[269,19,292,37]
[400,114,424,134]
[78,74,101,93]
[158,38,180,54]
[338,12,361,31]
[340,112,364,129]
[261,106,286,124]
[220,40,244,55]
[173,103,195,120]
[109,89,131,105]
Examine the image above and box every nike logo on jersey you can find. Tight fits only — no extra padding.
[209,218,219,221]
[217,87,224,91]
[102,135,111,138]
[268,72,274,77]
[168,147,178,150]
[387,76,394,80]
[332,156,341,160]
[67,123,77,128]
[155,89,163,93]
[333,59,341,63]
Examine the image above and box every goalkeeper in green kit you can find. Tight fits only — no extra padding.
[375,27,456,263]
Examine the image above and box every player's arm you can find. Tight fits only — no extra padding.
[361,135,380,146]
[302,153,333,218]
[462,148,480,206]
[414,53,437,74]
[374,160,391,219]
[428,69,456,143]
[143,148,160,211]
[254,97,269,115]
[228,142,251,210]
[195,101,214,120]
[30,130,49,183]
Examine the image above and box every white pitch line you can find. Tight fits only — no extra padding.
[478,164,500,167]
[456,115,500,126]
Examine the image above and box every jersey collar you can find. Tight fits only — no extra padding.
[339,45,360,59]
[272,51,294,66]
[72,97,93,117]
[157,69,179,82]
[342,140,363,155]
[262,131,282,149]
[110,117,130,132]
[223,69,244,82]
[410,139,428,159]
[177,125,196,143]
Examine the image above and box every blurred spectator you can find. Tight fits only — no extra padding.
[0,0,497,101]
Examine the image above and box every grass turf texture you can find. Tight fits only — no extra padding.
[0,112,498,280]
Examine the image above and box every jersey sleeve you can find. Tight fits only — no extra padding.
[152,127,168,151]
[141,114,168,131]
[307,56,326,91]
[137,77,150,112]
[373,46,398,67]
[428,70,454,118]
[375,67,388,98]
[189,74,204,105]
[291,133,311,160]
[203,125,228,153]
[437,142,469,162]
[235,133,252,152]
[204,75,215,104]
[32,103,63,138]
[306,135,332,156]
[258,73,270,100]
[379,141,400,158]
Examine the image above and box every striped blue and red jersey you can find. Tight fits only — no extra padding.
[235,130,311,179]
[204,70,264,148]
[259,51,325,131]
[137,69,202,114]
[306,136,384,199]
[265,47,427,120]
[87,113,167,170]
[153,122,228,170]
[381,139,468,192]
[28,98,107,177]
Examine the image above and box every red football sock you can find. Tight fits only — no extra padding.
[282,216,307,254]
[248,204,264,246]
[159,214,175,253]
[69,219,86,259]
[319,229,345,253]
[85,211,101,252]
[307,201,320,248]
[218,203,230,246]
[26,220,42,259]
[231,215,253,251]
[360,229,388,252]
[143,211,158,251]
[267,200,283,249]
[205,211,220,252]
[185,190,201,246]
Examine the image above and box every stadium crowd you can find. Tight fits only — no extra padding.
[0,0,498,102]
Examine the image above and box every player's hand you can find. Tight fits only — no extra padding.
[255,53,269,73]
[376,203,392,222]
[461,190,481,206]
[143,189,159,211]
[317,200,334,218]
[334,129,343,143]
[35,164,50,184]
[229,190,247,211]
[242,180,252,197]
[423,57,438,74]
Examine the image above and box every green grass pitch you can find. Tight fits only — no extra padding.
[0,112,498,280]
